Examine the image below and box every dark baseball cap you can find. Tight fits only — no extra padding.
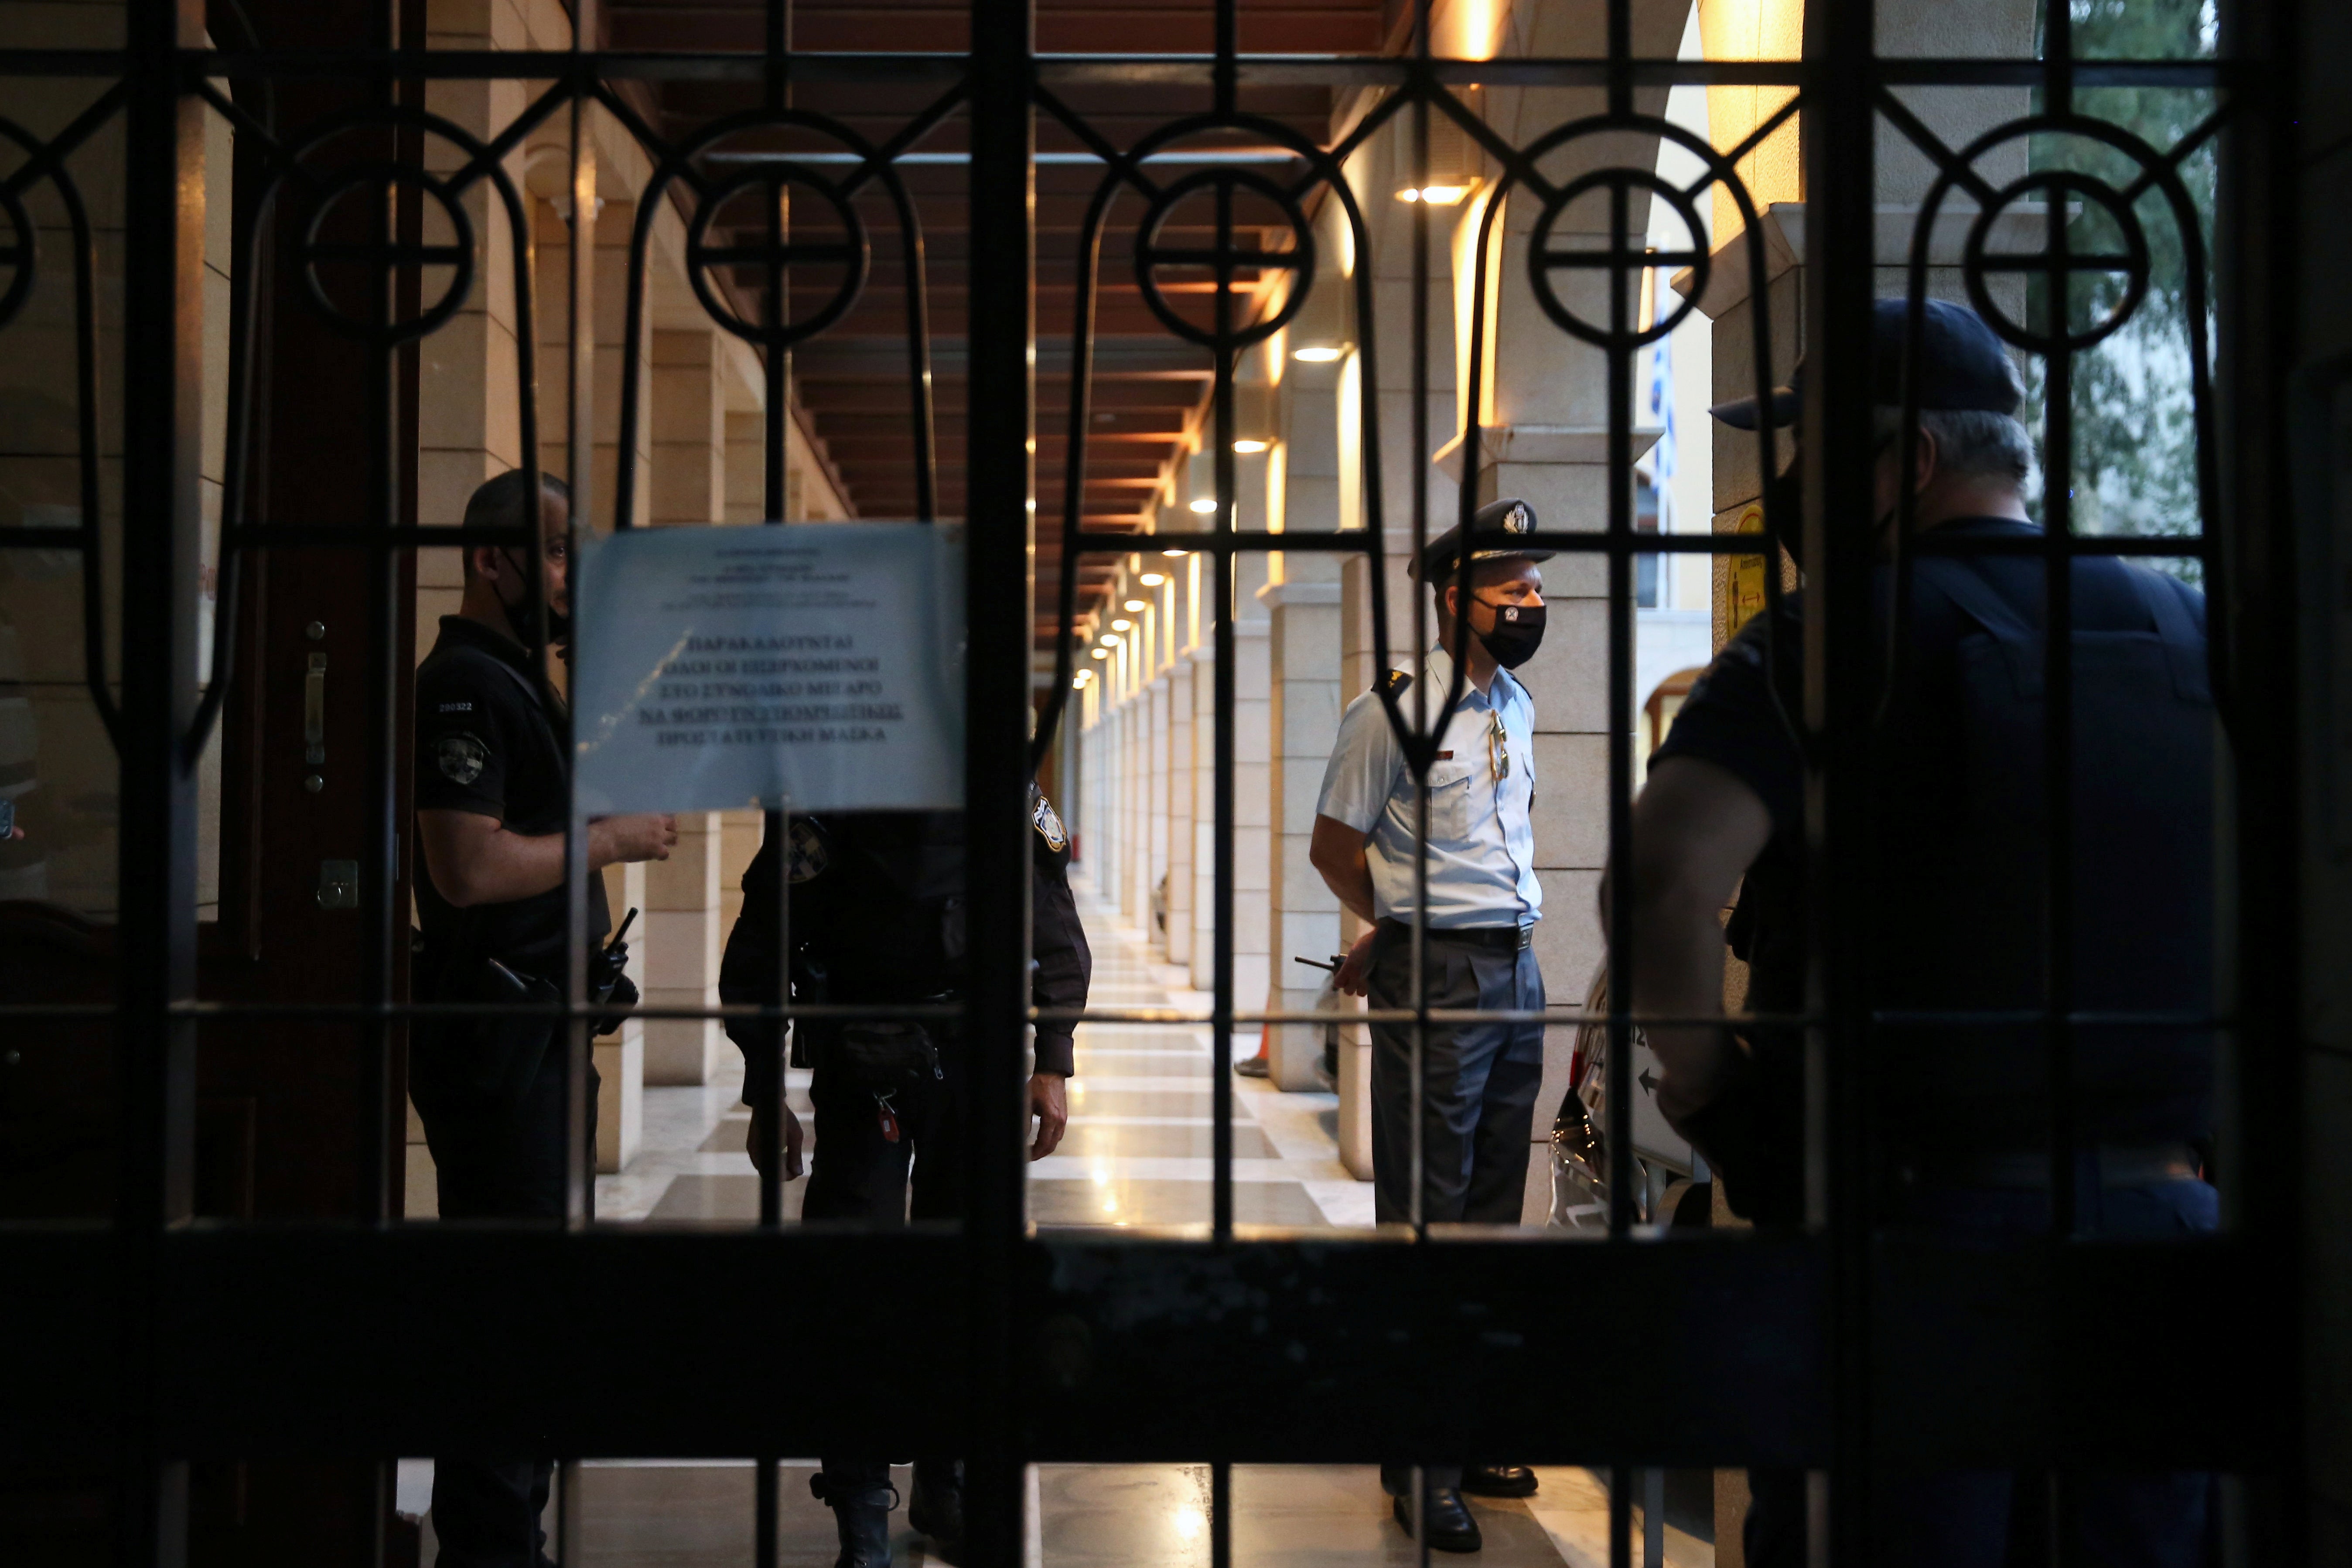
[1411,496,1553,581]
[1708,298,2023,430]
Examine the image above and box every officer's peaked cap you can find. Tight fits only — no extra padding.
[1411,497,1552,582]
[1709,298,2023,430]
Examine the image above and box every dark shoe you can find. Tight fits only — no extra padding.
[1392,1488,1482,1554]
[908,1459,965,1564]
[811,1473,896,1568]
[1235,1054,1271,1078]
[1460,1463,1538,1498]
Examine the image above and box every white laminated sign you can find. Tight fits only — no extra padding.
[573,522,965,815]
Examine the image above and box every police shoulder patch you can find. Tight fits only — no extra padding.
[435,732,488,787]
[787,817,831,883]
[1030,784,1068,853]
[1377,669,1414,698]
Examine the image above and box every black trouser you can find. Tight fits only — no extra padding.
[1365,922,1545,1498]
[410,1028,598,1568]
[801,1031,962,1500]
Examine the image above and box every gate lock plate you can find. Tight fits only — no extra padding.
[316,859,359,910]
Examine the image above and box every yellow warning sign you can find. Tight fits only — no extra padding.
[1724,504,1768,639]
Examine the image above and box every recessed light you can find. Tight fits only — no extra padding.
[1293,345,1344,362]
[1415,184,1471,205]
[1163,548,1187,558]
[1072,676,1087,688]
[1110,618,1131,631]
[1090,646,1110,659]
[1124,598,1147,611]
[1139,572,1165,585]
[1188,498,1218,515]
[1100,633,1122,647]
[1232,439,1269,454]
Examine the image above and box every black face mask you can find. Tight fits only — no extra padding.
[495,546,570,649]
[1475,599,1546,670]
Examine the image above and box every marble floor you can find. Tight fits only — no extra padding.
[406,877,1713,1564]
[594,872,1372,1230]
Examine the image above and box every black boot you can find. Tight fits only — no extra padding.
[908,1459,966,1564]
[812,1471,896,1568]
[1392,1486,1483,1554]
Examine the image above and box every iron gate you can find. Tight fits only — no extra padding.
[0,0,2305,1563]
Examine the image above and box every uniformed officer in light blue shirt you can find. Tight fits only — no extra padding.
[1307,496,1550,1550]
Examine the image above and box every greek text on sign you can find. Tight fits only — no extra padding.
[573,522,965,814]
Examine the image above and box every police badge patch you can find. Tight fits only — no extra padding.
[787,816,831,883]
[435,732,488,787]
[1030,785,1068,853]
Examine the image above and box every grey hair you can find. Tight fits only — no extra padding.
[1872,406,2038,492]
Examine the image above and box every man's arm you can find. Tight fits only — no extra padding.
[1310,814,1377,922]
[1620,755,1773,1127]
[1309,814,1383,995]
[1027,850,1092,1161]
[416,809,677,908]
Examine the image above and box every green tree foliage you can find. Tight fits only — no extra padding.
[2022,0,2216,566]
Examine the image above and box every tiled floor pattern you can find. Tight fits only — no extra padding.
[594,872,1374,1230]
[409,874,1715,1563]
[416,1461,1710,1567]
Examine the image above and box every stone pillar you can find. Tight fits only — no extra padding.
[1259,575,1344,1088]
[1189,639,1218,992]
[1147,670,1172,955]
[637,327,731,1086]
[1163,652,1195,968]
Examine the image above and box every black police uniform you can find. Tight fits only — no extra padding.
[717,786,1090,1562]
[1656,523,2218,1566]
[411,614,608,1568]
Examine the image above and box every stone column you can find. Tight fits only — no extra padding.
[1189,639,1218,992]
[1147,669,1172,955]
[635,328,731,1086]
[1259,575,1344,1087]
[1163,650,1195,968]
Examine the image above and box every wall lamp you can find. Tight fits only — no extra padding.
[1292,344,1346,362]
[1188,498,1218,514]
[1232,439,1270,454]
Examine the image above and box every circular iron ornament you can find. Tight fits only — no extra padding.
[1526,167,1709,351]
[299,161,475,345]
[0,179,34,332]
[1962,169,2151,356]
[684,163,870,349]
[1133,166,1315,352]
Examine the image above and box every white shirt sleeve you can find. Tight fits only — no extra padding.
[1315,688,1405,834]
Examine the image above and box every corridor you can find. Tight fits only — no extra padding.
[410,877,1714,1565]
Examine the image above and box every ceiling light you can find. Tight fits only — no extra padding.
[1397,183,1473,205]
[1293,345,1344,362]
[1072,676,1087,689]
[1090,646,1109,659]
[1100,633,1123,647]
[1163,548,1187,557]
[1124,598,1147,611]
[1110,618,1131,631]
[1232,439,1269,454]
[1188,498,1218,515]
[1139,571,1165,585]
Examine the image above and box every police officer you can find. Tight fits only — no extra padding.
[1307,496,1550,1554]
[411,469,678,1568]
[718,782,1091,1568]
[1627,300,2218,1565]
